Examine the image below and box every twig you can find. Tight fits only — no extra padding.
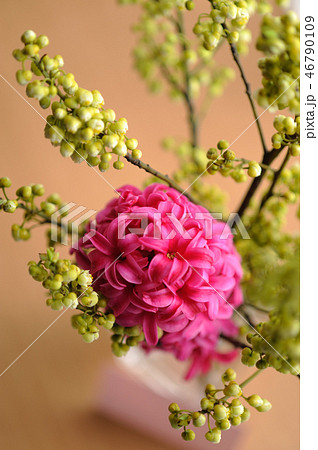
[236,147,285,218]
[124,153,205,208]
[174,10,199,150]
[259,151,290,211]
[220,333,250,349]
[222,24,268,155]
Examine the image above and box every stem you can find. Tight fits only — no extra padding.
[259,151,290,211]
[174,10,199,150]
[239,369,264,389]
[17,203,63,228]
[124,153,204,207]
[236,147,284,218]
[220,333,250,349]
[221,25,268,155]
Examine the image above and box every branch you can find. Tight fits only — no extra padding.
[174,10,199,149]
[220,333,250,349]
[124,153,203,207]
[259,151,290,211]
[236,147,285,218]
[222,24,268,155]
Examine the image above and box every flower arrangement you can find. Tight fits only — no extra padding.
[1,0,299,444]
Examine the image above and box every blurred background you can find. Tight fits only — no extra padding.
[0,0,299,448]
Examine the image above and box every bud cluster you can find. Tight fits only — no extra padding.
[0,176,69,243]
[168,367,271,444]
[271,115,300,155]
[241,248,299,376]
[256,12,300,113]
[13,30,142,172]
[206,140,263,181]
[193,1,253,54]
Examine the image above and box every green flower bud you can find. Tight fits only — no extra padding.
[113,160,124,170]
[192,412,206,427]
[230,399,244,417]
[82,332,98,343]
[205,428,221,443]
[223,150,236,160]
[32,184,45,196]
[47,193,61,205]
[64,96,78,109]
[39,96,51,109]
[16,69,32,86]
[103,109,116,122]
[0,177,12,188]
[248,161,262,178]
[111,342,129,357]
[12,49,25,61]
[126,138,138,150]
[3,200,18,213]
[35,35,49,48]
[40,201,56,215]
[63,116,82,134]
[132,149,142,159]
[77,271,92,287]
[222,368,236,383]
[181,430,195,441]
[223,381,242,397]
[44,125,64,145]
[24,44,40,56]
[283,117,296,134]
[241,407,251,422]
[63,292,78,309]
[169,413,181,429]
[200,397,214,411]
[231,416,241,426]
[21,30,36,44]
[256,399,272,412]
[217,140,229,150]
[60,141,75,158]
[103,134,119,149]
[185,1,195,11]
[219,419,231,430]
[168,403,180,413]
[207,147,218,160]
[205,384,216,396]
[213,404,229,421]
[289,143,300,157]
[113,141,128,157]
[247,395,263,408]
[76,88,93,106]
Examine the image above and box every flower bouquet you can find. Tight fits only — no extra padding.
[1,0,300,445]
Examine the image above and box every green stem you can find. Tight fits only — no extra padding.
[17,203,63,228]
[239,369,264,389]
[1,187,9,201]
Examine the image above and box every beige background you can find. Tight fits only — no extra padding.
[0,1,299,449]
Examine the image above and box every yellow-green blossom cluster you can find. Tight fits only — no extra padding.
[256,12,300,113]
[126,0,237,103]
[242,251,299,375]
[193,0,256,54]
[272,115,300,155]
[28,247,145,349]
[28,247,97,312]
[206,140,263,181]
[168,368,271,443]
[0,176,70,243]
[13,30,142,172]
